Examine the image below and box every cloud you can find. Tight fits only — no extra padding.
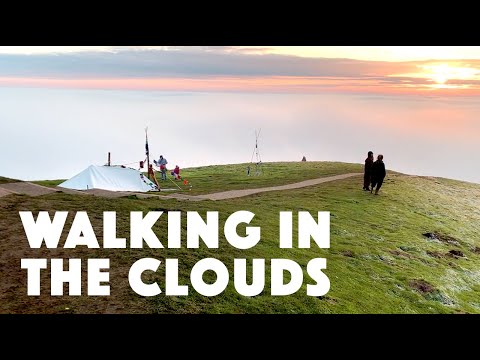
[0,48,414,78]
[1,48,480,95]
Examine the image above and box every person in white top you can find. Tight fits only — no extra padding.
[154,155,168,180]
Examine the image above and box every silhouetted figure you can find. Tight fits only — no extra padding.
[363,151,374,191]
[301,156,307,162]
[371,154,386,195]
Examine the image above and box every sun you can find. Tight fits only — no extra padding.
[427,64,449,84]
[421,63,478,85]
[389,62,480,90]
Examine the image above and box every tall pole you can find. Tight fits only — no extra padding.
[145,127,150,173]
[145,127,159,189]
[108,152,111,166]
[255,129,262,175]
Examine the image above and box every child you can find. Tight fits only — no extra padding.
[172,165,181,180]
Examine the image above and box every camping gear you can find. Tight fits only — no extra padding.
[59,165,159,192]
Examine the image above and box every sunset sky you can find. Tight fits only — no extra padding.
[0,46,479,183]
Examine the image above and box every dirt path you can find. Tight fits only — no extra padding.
[0,188,16,198]
[0,182,59,197]
[162,172,362,201]
[0,173,362,201]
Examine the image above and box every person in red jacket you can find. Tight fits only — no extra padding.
[363,151,374,191]
[172,165,181,180]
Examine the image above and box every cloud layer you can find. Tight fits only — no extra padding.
[1,47,480,95]
[0,47,479,184]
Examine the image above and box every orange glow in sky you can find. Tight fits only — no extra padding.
[1,47,480,184]
[387,62,480,90]
[244,46,480,62]
[2,47,480,95]
[1,73,480,95]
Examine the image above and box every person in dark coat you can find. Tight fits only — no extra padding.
[363,151,374,191]
[371,154,386,195]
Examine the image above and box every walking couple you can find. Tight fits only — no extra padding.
[363,151,386,195]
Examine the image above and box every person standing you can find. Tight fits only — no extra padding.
[371,154,386,195]
[363,151,374,191]
[155,155,168,181]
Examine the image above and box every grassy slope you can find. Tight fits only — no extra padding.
[165,161,364,195]
[31,161,363,194]
[1,162,479,314]
[0,176,20,184]
[32,179,65,187]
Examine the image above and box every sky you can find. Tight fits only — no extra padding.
[0,46,479,184]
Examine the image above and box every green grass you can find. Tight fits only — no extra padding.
[154,161,364,195]
[32,179,65,187]
[31,161,363,193]
[1,162,479,314]
[0,176,20,184]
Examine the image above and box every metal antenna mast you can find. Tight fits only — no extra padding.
[249,129,263,176]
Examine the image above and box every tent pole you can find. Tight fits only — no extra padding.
[145,127,159,189]
[145,128,151,176]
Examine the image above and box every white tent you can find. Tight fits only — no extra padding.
[59,165,159,192]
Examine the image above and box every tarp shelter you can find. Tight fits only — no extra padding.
[59,165,159,192]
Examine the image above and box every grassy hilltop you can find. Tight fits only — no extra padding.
[0,176,20,184]
[1,161,480,314]
[33,161,362,194]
